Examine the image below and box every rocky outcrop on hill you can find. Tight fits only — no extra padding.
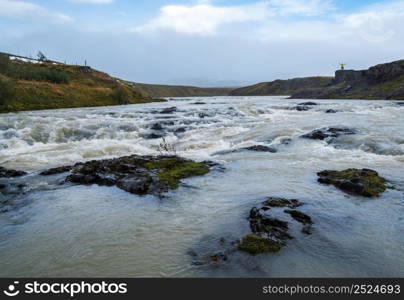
[291,60,404,100]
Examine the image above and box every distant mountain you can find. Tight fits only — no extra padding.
[229,77,333,96]
[290,60,404,100]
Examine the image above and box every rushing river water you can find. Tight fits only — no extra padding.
[0,96,403,277]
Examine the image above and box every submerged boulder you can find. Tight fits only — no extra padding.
[150,123,163,130]
[40,165,73,176]
[301,127,355,141]
[262,197,302,208]
[66,155,211,197]
[174,127,186,134]
[160,107,177,114]
[241,145,277,153]
[142,132,165,139]
[317,168,389,197]
[238,234,283,255]
[248,207,292,243]
[284,209,313,225]
[293,105,312,111]
[0,167,27,178]
[239,196,314,255]
[298,101,318,106]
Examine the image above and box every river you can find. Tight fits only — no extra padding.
[0,96,403,277]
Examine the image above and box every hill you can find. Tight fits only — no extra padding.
[290,60,404,100]
[0,53,162,113]
[129,82,233,98]
[229,76,333,96]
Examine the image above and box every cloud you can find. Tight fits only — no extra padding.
[134,2,270,35]
[134,0,334,35]
[255,0,404,44]
[337,1,404,42]
[2,0,404,86]
[0,0,72,22]
[268,0,335,16]
[69,0,114,3]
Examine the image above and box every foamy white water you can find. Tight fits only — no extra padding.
[0,96,403,277]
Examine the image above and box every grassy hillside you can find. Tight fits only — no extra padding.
[230,76,333,96]
[129,82,233,98]
[0,53,162,113]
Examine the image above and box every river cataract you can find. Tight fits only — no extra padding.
[0,96,403,277]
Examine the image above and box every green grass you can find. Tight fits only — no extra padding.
[143,157,210,189]
[0,54,162,113]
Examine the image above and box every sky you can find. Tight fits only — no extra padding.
[0,0,403,86]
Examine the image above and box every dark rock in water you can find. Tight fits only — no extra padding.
[40,165,73,176]
[239,196,315,255]
[238,234,283,255]
[301,127,355,141]
[262,197,302,208]
[396,102,404,106]
[160,107,177,114]
[142,132,165,139]
[0,167,27,178]
[0,182,26,195]
[248,207,292,242]
[209,252,228,263]
[284,209,313,225]
[301,224,314,235]
[317,168,389,197]
[116,176,156,195]
[242,145,277,153]
[215,145,277,155]
[174,127,186,134]
[325,109,338,113]
[187,236,239,266]
[294,105,311,111]
[193,101,206,105]
[298,101,318,106]
[150,123,163,130]
[160,120,175,126]
[198,112,208,118]
[66,155,211,197]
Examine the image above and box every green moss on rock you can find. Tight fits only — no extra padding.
[262,197,302,208]
[144,157,210,189]
[66,155,211,197]
[317,168,389,197]
[238,234,283,255]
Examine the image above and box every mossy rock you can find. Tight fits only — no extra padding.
[284,209,313,225]
[67,155,211,196]
[317,168,389,197]
[262,197,302,208]
[238,234,283,255]
[144,157,210,189]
